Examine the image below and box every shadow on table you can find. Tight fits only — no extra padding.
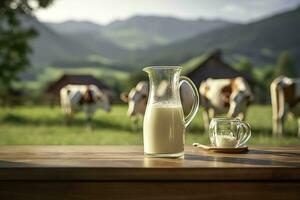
[184,153,300,167]
[250,149,300,158]
[0,160,46,167]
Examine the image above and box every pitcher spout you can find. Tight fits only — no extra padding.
[143,66,182,74]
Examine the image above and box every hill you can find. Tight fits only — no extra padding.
[102,15,232,49]
[21,16,93,66]
[137,6,300,70]
[23,7,300,72]
[45,20,129,60]
[46,16,232,50]
[46,20,103,34]
[22,16,129,67]
[24,15,232,66]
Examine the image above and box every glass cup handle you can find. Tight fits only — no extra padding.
[179,76,199,127]
[238,121,251,147]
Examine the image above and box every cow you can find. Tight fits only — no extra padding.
[121,81,149,118]
[199,77,253,129]
[120,81,194,126]
[60,84,111,123]
[270,76,300,137]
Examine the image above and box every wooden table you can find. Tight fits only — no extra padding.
[0,146,300,200]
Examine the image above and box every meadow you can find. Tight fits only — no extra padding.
[0,105,299,146]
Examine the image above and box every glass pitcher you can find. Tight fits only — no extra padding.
[143,66,199,157]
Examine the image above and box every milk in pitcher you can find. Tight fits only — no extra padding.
[143,102,185,155]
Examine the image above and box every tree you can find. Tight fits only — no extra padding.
[0,0,53,101]
[235,58,254,77]
[275,51,295,77]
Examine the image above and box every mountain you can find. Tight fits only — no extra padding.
[25,15,233,66]
[21,16,94,66]
[102,16,232,49]
[47,20,103,34]
[137,7,300,68]
[21,16,129,66]
[46,20,129,59]
[24,7,300,70]
[47,16,233,50]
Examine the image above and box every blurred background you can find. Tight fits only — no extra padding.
[0,0,299,145]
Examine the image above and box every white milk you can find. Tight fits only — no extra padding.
[215,135,238,148]
[143,103,185,155]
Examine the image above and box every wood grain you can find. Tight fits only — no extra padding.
[0,146,300,199]
[0,146,299,181]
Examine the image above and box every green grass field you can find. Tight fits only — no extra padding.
[0,105,299,145]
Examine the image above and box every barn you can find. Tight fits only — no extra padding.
[44,74,115,103]
[182,50,254,87]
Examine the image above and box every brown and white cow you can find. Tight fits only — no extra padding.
[60,84,111,123]
[120,81,149,118]
[120,81,194,123]
[199,77,253,129]
[270,76,300,137]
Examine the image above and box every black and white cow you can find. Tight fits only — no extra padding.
[60,84,111,123]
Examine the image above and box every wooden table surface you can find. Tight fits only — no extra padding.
[0,145,300,199]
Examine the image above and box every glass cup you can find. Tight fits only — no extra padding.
[209,118,251,148]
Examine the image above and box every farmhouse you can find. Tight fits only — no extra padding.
[44,74,115,102]
[182,50,253,87]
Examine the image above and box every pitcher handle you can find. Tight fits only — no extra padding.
[179,76,199,127]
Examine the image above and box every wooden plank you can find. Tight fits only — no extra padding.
[1,167,300,181]
[0,146,299,181]
[0,146,300,168]
[0,181,299,200]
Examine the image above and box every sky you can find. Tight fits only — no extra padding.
[35,0,300,25]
